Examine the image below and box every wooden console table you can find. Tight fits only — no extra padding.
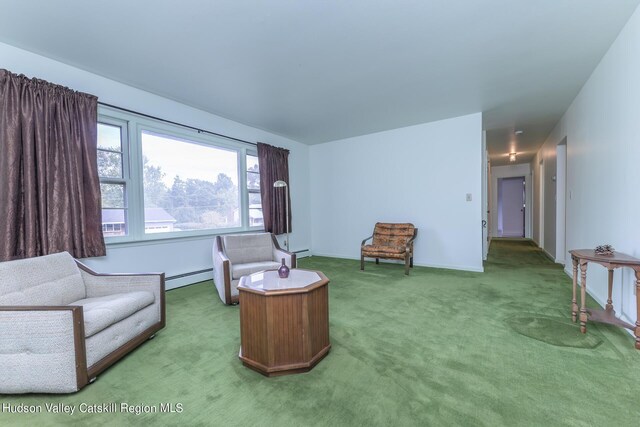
[570,249,640,349]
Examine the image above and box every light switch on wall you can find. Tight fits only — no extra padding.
[466,193,472,201]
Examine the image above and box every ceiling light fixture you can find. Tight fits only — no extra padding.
[515,130,524,135]
[509,152,517,162]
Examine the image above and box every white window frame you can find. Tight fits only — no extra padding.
[98,105,261,245]
[97,115,131,244]
[245,152,263,231]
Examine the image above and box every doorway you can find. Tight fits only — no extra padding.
[497,176,525,238]
[539,160,545,247]
[555,140,567,264]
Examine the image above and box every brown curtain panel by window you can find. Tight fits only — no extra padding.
[257,142,291,235]
[0,69,106,261]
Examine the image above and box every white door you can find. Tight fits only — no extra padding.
[499,177,525,237]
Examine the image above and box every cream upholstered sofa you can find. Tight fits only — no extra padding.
[213,233,296,305]
[0,251,165,394]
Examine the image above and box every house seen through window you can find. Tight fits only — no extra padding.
[140,130,240,233]
[96,109,262,240]
[98,121,128,236]
[246,154,263,227]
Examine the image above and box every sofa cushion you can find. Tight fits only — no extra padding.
[362,244,405,255]
[372,223,415,248]
[362,245,407,260]
[0,252,86,306]
[223,233,274,265]
[84,304,158,367]
[231,261,281,280]
[70,291,155,338]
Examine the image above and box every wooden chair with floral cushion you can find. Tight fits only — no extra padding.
[361,223,418,275]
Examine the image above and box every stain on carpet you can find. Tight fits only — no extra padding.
[506,315,603,349]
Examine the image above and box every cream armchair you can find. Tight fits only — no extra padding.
[213,233,296,305]
[0,252,165,394]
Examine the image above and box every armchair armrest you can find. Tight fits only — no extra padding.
[213,235,233,305]
[405,229,418,251]
[361,235,374,247]
[0,306,88,393]
[216,249,231,265]
[271,234,297,268]
[76,262,165,327]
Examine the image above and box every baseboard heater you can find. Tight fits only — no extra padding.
[166,249,310,283]
[294,249,311,258]
[166,268,211,281]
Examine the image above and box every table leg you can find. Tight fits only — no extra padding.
[605,269,614,312]
[579,261,588,334]
[571,256,578,322]
[635,270,640,350]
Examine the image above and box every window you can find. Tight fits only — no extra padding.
[97,121,128,237]
[98,106,261,243]
[140,130,240,234]
[246,154,263,228]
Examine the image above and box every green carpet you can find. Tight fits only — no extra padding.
[505,315,604,349]
[2,239,639,426]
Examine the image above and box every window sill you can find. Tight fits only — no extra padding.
[105,228,266,249]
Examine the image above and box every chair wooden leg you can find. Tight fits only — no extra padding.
[405,254,410,275]
[410,256,414,268]
[375,258,379,264]
[360,254,365,271]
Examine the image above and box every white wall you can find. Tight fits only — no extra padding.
[309,113,484,272]
[0,42,311,289]
[532,5,640,325]
[490,163,532,239]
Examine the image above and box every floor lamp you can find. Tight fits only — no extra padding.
[273,180,289,251]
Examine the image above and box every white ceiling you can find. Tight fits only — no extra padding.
[0,0,638,165]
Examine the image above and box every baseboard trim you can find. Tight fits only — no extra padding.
[542,249,555,261]
[500,232,525,238]
[310,252,484,273]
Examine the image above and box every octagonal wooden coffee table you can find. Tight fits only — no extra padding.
[238,269,330,376]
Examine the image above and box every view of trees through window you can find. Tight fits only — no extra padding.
[246,155,263,227]
[97,114,262,239]
[98,122,128,237]
[140,131,240,233]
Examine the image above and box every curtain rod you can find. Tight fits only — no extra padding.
[98,101,257,146]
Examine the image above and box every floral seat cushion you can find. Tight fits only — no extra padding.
[361,223,417,274]
[362,223,416,259]
[371,223,415,247]
[361,244,406,259]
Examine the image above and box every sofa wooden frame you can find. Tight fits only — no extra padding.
[0,262,166,392]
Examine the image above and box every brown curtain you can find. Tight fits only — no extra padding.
[0,69,106,261]
[257,142,291,234]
